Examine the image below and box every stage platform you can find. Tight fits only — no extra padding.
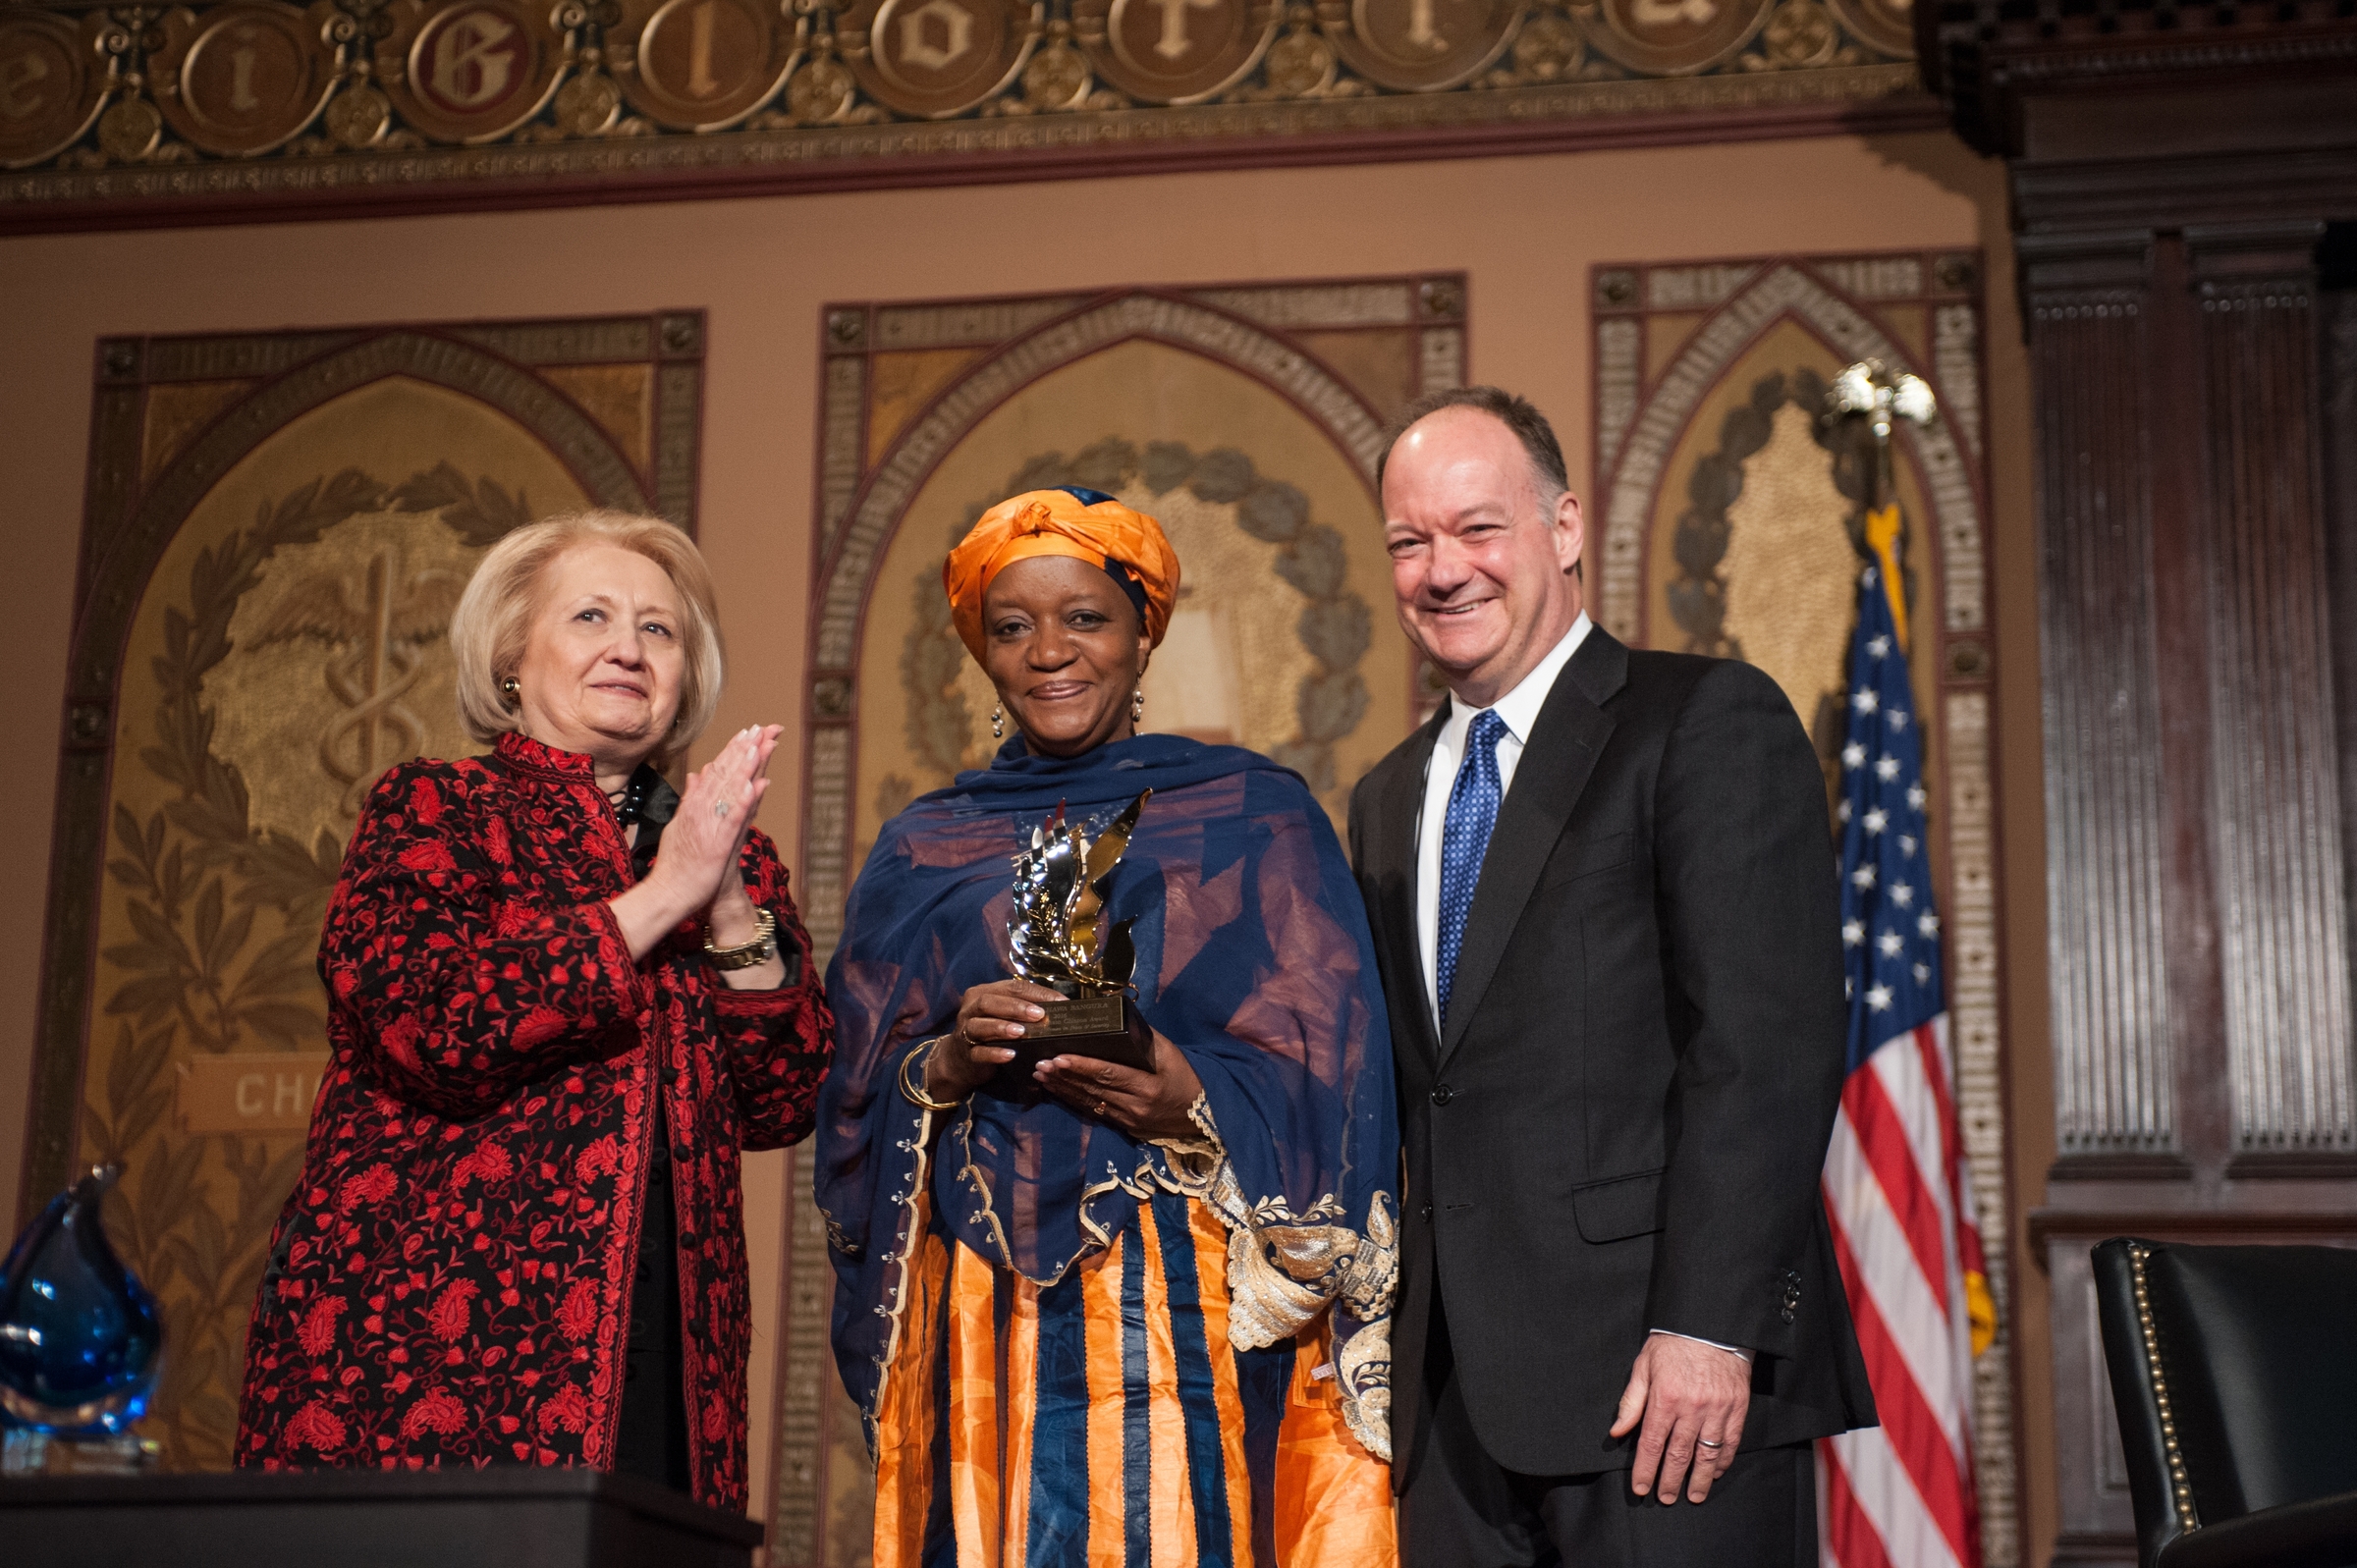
[0,1465,764,1568]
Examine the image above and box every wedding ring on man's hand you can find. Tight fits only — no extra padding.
[1696,1438,1724,1449]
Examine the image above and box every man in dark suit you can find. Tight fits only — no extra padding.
[1348,387,1876,1565]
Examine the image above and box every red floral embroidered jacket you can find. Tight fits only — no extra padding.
[236,733,833,1510]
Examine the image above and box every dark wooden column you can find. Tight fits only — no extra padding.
[1919,7,2357,1563]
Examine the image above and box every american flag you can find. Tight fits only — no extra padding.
[1817,510,1995,1568]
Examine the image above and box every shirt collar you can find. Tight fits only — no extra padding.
[495,730,597,780]
[1449,611,1593,743]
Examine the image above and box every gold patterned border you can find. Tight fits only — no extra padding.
[0,0,1932,230]
[23,312,704,1225]
[1590,251,2017,1567]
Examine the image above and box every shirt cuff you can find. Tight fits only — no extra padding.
[1648,1327,1754,1363]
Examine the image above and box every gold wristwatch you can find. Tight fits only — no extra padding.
[703,906,779,970]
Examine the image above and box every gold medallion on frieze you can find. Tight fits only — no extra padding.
[323,81,393,146]
[1822,0,1911,57]
[0,11,110,170]
[386,0,565,142]
[842,0,1038,119]
[96,94,164,160]
[1335,0,1521,91]
[1582,0,1771,75]
[152,1,340,157]
[784,52,856,122]
[1073,0,1277,104]
[618,0,801,131]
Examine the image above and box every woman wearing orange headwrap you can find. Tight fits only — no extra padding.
[820,487,1401,1565]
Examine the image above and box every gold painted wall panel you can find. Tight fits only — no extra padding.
[140,379,257,482]
[1591,248,2014,1564]
[82,381,586,1468]
[865,347,985,465]
[1636,314,1944,806]
[854,339,1407,855]
[1292,326,1419,424]
[786,276,1462,1565]
[541,361,658,476]
[28,318,699,1475]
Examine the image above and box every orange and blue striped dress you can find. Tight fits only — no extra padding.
[818,737,1402,1568]
[873,1189,1396,1568]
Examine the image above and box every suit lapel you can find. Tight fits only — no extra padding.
[1370,707,1447,1068]
[1439,628,1630,1064]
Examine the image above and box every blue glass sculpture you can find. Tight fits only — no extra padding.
[0,1165,163,1436]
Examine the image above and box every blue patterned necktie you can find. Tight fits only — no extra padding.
[1437,708,1508,1028]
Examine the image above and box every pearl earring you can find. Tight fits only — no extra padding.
[990,703,1005,739]
[501,676,521,704]
[1130,686,1145,724]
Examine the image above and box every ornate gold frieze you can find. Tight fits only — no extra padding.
[0,0,1925,221]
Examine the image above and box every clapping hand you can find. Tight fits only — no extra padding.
[611,724,783,970]
[662,725,778,901]
[682,725,781,935]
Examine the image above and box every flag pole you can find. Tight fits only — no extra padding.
[1815,357,1996,1568]
[1828,359,1935,654]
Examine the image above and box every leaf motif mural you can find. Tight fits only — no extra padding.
[31,319,696,1475]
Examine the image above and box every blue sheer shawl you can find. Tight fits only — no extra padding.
[817,733,1399,1460]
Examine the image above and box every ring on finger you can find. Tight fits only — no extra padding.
[1091,1100,1108,1117]
[1696,1438,1724,1450]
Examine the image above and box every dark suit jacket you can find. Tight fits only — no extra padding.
[1347,626,1876,1485]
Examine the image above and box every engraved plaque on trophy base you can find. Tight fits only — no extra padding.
[1003,993,1154,1073]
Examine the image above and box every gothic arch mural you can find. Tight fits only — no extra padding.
[779,276,1463,1565]
[1589,252,2016,1565]
[25,315,704,1473]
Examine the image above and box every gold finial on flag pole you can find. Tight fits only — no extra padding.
[1827,359,1937,653]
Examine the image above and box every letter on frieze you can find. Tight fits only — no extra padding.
[898,0,976,69]
[1145,0,1222,59]
[1629,0,1719,26]
[0,52,49,121]
[428,12,521,108]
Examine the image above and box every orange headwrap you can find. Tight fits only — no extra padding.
[943,488,1180,661]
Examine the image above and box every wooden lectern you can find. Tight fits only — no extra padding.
[0,1466,764,1568]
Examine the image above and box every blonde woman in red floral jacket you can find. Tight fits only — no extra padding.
[236,511,833,1510]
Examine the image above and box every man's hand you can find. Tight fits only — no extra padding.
[1609,1333,1751,1504]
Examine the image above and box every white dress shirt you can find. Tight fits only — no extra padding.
[1415,612,1591,1034]
[1411,609,1751,1364]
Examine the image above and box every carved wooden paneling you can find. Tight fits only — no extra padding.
[2329,270,2357,960]
[2025,253,2175,1161]
[1925,8,2357,1563]
[2191,230,2357,1161]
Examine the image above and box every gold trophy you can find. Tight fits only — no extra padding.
[1005,789,1155,1071]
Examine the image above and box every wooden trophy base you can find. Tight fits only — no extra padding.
[1005,993,1154,1073]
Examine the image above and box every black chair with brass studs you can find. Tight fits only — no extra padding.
[2092,1238,2357,1568]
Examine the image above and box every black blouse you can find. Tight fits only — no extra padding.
[609,765,691,1493]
